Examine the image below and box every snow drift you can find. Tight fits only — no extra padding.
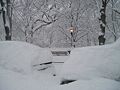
[56,78,120,90]
[61,38,120,81]
[0,65,120,90]
[0,67,57,90]
[0,41,120,90]
[0,41,53,74]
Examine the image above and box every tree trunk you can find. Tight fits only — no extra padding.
[98,0,109,45]
[0,0,12,40]
[7,0,12,38]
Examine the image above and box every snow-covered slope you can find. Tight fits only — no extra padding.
[0,67,58,90]
[55,78,120,90]
[0,41,53,74]
[0,41,120,90]
[61,38,120,81]
[0,66,120,90]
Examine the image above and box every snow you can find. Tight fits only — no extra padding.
[0,67,59,90]
[0,41,53,74]
[51,48,71,75]
[0,66,120,90]
[0,40,120,90]
[61,38,120,81]
[98,32,104,35]
[54,78,120,90]
[52,56,69,75]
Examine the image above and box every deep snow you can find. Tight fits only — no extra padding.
[0,66,120,90]
[0,66,59,90]
[0,41,54,74]
[61,38,120,81]
[0,40,120,90]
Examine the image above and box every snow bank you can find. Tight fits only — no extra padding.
[0,67,58,90]
[56,78,120,90]
[0,41,53,74]
[1,65,120,90]
[61,38,120,81]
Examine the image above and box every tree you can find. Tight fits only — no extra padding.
[12,0,59,46]
[56,0,99,47]
[0,0,12,40]
[110,0,120,41]
[94,0,120,44]
[1,0,119,47]
[98,0,110,45]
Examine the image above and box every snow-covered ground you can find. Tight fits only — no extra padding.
[52,56,69,75]
[0,41,54,75]
[55,78,120,90]
[0,66,60,90]
[61,38,120,81]
[0,66,120,90]
[0,40,120,90]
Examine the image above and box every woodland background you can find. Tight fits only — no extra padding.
[0,0,120,48]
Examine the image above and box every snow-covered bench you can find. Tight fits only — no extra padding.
[51,51,71,56]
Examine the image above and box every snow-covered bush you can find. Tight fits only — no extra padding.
[60,38,120,82]
[0,41,53,74]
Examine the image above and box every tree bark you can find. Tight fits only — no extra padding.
[0,0,12,40]
[98,0,109,45]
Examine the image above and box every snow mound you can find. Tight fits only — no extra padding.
[1,64,120,90]
[61,38,120,81]
[0,41,53,74]
[0,67,57,90]
[56,78,120,90]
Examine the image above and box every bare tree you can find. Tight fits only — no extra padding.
[56,0,98,47]
[1,0,119,47]
[12,0,59,45]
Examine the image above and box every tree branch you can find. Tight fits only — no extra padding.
[58,26,71,41]
[76,33,88,42]
[113,9,120,15]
